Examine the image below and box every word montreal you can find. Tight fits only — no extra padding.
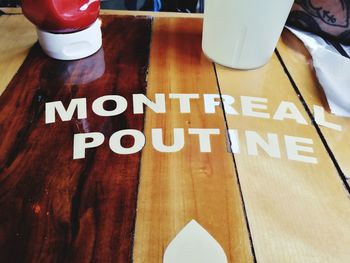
[45,93,342,163]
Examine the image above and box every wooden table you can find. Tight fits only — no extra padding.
[0,9,350,263]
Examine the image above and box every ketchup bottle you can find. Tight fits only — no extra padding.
[21,0,102,60]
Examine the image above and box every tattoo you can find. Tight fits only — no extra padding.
[288,0,350,44]
[295,0,349,27]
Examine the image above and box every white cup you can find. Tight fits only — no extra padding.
[202,0,294,69]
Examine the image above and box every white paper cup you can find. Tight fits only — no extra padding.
[202,0,294,69]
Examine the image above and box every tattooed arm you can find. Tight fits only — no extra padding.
[288,0,350,44]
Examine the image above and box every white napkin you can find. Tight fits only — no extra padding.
[287,26,350,117]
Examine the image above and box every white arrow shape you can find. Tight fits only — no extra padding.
[163,220,228,263]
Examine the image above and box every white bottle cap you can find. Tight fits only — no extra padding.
[36,19,102,60]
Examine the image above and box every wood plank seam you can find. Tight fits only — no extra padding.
[212,63,258,263]
[274,48,350,193]
[130,17,153,261]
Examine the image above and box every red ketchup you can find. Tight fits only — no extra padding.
[21,0,102,60]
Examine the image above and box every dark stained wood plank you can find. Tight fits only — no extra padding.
[0,15,152,263]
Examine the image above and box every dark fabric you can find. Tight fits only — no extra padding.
[0,0,20,7]
[162,0,198,12]
[141,0,198,12]
[124,0,138,10]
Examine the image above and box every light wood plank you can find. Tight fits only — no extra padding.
[133,18,253,263]
[0,7,22,14]
[0,7,203,18]
[278,30,350,184]
[216,51,350,262]
[0,15,37,94]
[100,9,203,18]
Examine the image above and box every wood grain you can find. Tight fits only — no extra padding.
[215,49,350,262]
[278,30,350,185]
[0,8,204,18]
[0,16,151,262]
[2,12,350,263]
[133,17,254,263]
[0,7,22,15]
